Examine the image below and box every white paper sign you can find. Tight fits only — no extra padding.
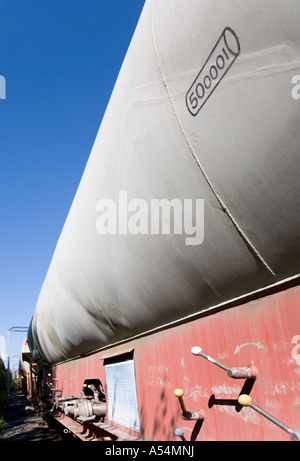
[105,360,140,432]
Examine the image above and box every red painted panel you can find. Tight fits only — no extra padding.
[51,285,300,441]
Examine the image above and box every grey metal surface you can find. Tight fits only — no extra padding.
[28,0,300,365]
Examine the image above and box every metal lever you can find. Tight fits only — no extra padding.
[238,394,300,441]
[191,346,258,379]
[174,389,205,421]
[174,428,186,441]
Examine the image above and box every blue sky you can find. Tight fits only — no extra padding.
[0,0,145,367]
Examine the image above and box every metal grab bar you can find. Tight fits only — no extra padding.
[174,388,206,421]
[238,394,300,441]
[191,346,258,379]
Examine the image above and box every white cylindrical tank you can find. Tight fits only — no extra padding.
[28,0,300,365]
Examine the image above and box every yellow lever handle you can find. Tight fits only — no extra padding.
[174,388,187,413]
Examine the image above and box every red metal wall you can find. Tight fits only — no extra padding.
[52,284,300,441]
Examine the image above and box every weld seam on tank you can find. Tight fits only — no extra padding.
[150,0,275,277]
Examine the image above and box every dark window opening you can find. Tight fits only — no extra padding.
[102,349,134,366]
[82,379,106,402]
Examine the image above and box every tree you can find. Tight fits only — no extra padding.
[0,357,8,417]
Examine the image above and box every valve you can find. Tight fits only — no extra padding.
[238,394,300,441]
[174,428,186,441]
[174,389,206,421]
[191,346,258,379]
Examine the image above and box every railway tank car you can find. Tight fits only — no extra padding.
[27,0,300,441]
